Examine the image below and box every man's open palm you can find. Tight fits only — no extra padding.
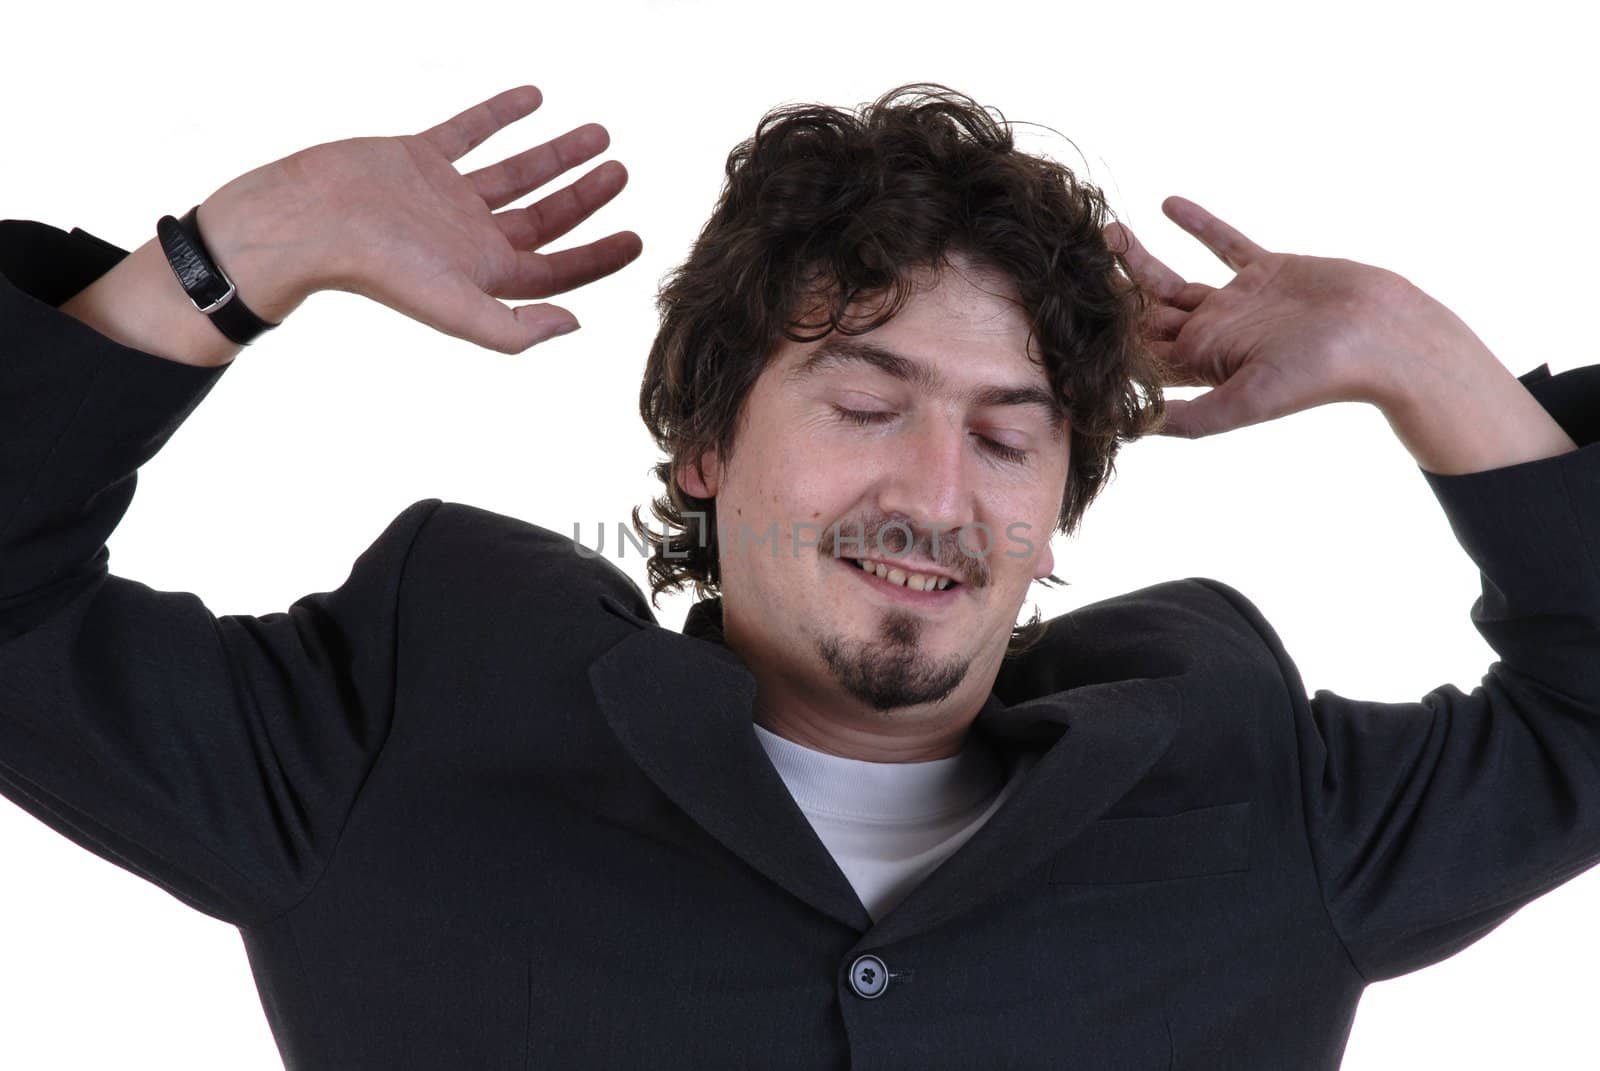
[215,85,643,354]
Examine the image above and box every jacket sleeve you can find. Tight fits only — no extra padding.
[1202,360,1600,983]
[0,219,443,928]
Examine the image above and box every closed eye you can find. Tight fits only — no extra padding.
[977,436,1029,465]
[831,406,1030,465]
[833,405,894,427]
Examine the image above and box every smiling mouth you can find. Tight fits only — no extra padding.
[843,556,960,592]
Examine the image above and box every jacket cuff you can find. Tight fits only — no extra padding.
[0,219,136,307]
[1418,363,1600,651]
[0,219,230,449]
[0,220,230,597]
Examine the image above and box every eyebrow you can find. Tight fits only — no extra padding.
[785,338,1068,435]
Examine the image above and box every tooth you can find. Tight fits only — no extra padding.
[873,562,888,579]
[936,578,951,590]
[887,568,907,587]
[908,575,927,591]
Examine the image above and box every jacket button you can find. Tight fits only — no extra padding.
[849,954,889,999]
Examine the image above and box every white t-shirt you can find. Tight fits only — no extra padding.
[752,721,1042,922]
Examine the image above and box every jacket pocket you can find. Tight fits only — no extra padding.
[1048,801,1252,885]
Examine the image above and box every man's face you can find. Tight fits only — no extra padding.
[678,255,1069,735]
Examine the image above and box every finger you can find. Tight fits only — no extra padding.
[1147,305,1189,341]
[496,230,644,300]
[417,85,544,164]
[494,160,628,249]
[431,272,581,354]
[1162,196,1268,271]
[1145,343,1210,389]
[1171,282,1215,312]
[466,123,611,211]
[1145,338,1194,386]
[1104,221,1187,303]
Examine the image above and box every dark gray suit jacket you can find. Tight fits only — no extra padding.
[3,218,1599,1069]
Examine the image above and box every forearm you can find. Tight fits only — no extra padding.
[59,230,241,369]
[58,176,315,369]
[0,229,229,607]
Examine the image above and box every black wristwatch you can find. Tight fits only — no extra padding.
[156,204,281,345]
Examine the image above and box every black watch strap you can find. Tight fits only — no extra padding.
[156,205,281,346]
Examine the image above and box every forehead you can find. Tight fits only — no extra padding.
[776,256,1043,380]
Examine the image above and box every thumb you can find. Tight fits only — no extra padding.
[1153,382,1255,440]
[429,273,581,354]
[1153,396,1198,439]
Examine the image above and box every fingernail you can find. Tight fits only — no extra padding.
[554,321,580,337]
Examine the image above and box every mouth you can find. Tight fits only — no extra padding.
[837,555,964,606]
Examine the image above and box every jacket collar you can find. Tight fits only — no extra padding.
[590,595,1182,946]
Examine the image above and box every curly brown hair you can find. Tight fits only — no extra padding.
[630,82,1168,654]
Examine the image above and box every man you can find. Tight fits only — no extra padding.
[1,82,1595,1069]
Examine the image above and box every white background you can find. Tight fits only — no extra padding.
[3,0,1597,1066]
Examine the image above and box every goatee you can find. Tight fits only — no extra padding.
[815,608,971,711]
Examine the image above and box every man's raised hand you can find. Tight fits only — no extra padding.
[1106,196,1458,439]
[201,85,643,354]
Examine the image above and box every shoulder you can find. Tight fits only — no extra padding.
[1039,576,1284,662]
[997,576,1290,708]
[384,498,657,631]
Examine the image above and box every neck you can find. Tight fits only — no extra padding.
[752,692,975,762]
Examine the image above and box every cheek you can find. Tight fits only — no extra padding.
[985,490,1060,572]
[735,427,864,522]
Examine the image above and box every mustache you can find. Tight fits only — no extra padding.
[816,512,995,588]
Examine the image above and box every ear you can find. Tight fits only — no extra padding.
[675,447,721,499]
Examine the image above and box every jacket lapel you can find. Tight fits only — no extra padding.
[589,617,874,931]
[866,677,1182,947]
[588,595,1183,942]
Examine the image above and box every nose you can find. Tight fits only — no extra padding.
[875,413,978,545]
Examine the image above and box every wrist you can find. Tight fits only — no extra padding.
[1357,281,1499,414]
[197,163,326,323]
